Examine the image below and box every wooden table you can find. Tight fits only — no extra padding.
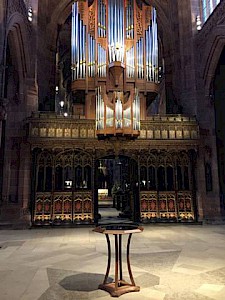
[93,224,144,297]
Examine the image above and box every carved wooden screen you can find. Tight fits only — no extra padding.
[140,151,195,222]
[33,150,93,225]
[34,151,53,224]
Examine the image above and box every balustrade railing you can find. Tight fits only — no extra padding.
[27,113,199,141]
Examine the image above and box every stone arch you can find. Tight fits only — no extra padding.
[201,28,225,96]
[1,10,35,221]
[6,13,31,88]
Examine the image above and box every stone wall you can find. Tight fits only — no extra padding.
[194,1,225,221]
[0,0,37,227]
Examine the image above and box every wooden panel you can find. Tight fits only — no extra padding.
[73,191,93,222]
[140,191,194,222]
[140,191,157,220]
[177,192,194,221]
[34,191,93,225]
[34,193,52,225]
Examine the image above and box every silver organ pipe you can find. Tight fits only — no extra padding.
[133,88,140,130]
[106,106,114,127]
[153,8,158,82]
[126,0,134,39]
[124,107,131,127]
[71,2,87,79]
[79,19,82,78]
[136,38,144,79]
[75,3,79,79]
[145,7,158,83]
[98,0,100,36]
[71,3,75,80]
[97,44,106,77]
[141,38,144,78]
[71,2,78,80]
[126,46,134,78]
[88,34,96,77]
[108,0,124,63]
[83,24,86,78]
[72,1,159,86]
[96,88,140,133]
[98,0,106,37]
[115,92,123,129]
[90,34,92,77]
[96,87,98,129]
[145,29,148,81]
[96,87,105,130]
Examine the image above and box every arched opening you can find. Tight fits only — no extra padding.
[1,30,23,205]
[95,155,139,224]
[214,46,225,210]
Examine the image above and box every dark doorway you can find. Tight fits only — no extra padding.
[94,155,139,224]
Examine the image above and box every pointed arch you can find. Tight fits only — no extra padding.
[7,12,32,81]
[201,28,225,95]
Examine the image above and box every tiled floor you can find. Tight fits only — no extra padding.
[1,225,225,299]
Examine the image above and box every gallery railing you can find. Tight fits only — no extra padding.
[27,113,199,142]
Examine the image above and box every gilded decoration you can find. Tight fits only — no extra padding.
[27,114,199,149]
[72,128,79,138]
[136,8,143,35]
[78,1,85,19]
[40,127,47,137]
[147,129,153,139]
[64,128,71,138]
[89,4,95,34]
[48,127,55,137]
[80,127,87,138]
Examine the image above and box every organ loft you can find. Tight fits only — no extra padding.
[70,0,161,137]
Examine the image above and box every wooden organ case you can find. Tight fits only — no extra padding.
[71,0,160,137]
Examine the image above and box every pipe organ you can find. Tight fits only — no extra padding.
[96,87,140,136]
[71,0,161,137]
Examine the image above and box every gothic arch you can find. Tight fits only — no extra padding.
[201,27,225,95]
[7,13,31,84]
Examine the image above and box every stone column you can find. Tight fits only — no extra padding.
[176,0,197,115]
[18,142,32,225]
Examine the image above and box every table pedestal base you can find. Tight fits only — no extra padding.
[93,225,144,298]
[99,281,140,297]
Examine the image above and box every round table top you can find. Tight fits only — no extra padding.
[93,223,144,235]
